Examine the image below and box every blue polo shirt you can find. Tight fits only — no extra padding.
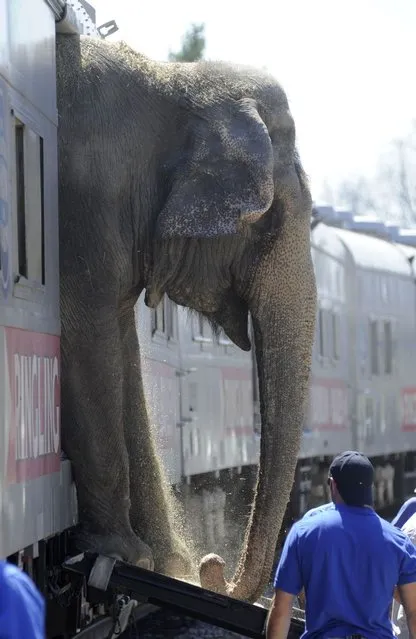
[302,502,334,519]
[274,504,416,639]
[0,560,45,638]
[392,497,416,528]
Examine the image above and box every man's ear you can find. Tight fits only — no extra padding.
[156,98,275,239]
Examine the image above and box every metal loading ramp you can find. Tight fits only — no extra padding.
[63,553,305,638]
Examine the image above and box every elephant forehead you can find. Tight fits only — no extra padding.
[176,61,289,114]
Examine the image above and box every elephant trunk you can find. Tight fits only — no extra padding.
[200,210,316,602]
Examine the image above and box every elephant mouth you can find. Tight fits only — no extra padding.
[145,234,253,351]
[205,292,251,352]
[145,250,252,353]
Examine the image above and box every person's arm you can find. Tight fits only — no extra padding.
[398,582,416,638]
[266,524,303,639]
[396,535,416,638]
[266,590,295,639]
[4,566,45,639]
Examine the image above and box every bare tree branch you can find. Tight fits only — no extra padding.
[333,121,416,226]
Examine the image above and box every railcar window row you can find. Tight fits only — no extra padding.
[151,298,235,352]
[360,273,409,308]
[191,315,234,349]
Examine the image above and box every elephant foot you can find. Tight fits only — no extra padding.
[158,547,195,581]
[199,553,230,594]
[153,535,196,581]
[74,527,154,571]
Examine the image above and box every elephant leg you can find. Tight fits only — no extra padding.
[118,305,195,579]
[61,300,153,568]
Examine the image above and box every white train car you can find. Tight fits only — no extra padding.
[0,2,125,637]
[287,210,416,525]
[0,0,84,563]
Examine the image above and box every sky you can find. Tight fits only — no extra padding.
[93,0,416,204]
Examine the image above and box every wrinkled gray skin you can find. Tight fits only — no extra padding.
[56,34,316,603]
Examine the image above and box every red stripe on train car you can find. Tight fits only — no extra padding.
[401,387,416,431]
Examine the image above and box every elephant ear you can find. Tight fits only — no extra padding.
[156,98,274,239]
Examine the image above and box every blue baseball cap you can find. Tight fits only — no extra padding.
[329,451,374,507]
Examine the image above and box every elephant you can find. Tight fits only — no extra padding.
[55,33,317,603]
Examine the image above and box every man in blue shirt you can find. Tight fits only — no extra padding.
[0,559,45,638]
[266,451,416,639]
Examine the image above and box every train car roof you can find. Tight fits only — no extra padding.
[311,221,347,261]
[332,227,412,276]
[397,243,416,260]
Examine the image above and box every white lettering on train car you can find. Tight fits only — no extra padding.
[223,378,253,433]
[221,369,253,436]
[5,327,61,483]
[14,354,60,460]
[309,380,348,430]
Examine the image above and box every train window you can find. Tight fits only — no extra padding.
[151,308,157,333]
[384,321,393,374]
[252,358,259,403]
[151,295,177,340]
[369,320,379,375]
[365,396,374,440]
[331,311,341,360]
[199,316,211,339]
[379,393,386,433]
[217,328,233,347]
[189,428,200,456]
[336,267,344,301]
[192,314,212,344]
[165,297,176,340]
[13,117,45,287]
[381,279,388,303]
[15,123,26,278]
[152,299,165,335]
[318,308,325,357]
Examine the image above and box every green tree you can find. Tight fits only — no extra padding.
[168,23,206,62]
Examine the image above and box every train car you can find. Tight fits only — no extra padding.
[335,227,416,457]
[286,212,416,524]
[338,225,416,517]
[0,0,82,567]
[0,2,126,637]
[395,242,416,500]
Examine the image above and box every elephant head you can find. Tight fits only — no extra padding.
[145,71,317,602]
